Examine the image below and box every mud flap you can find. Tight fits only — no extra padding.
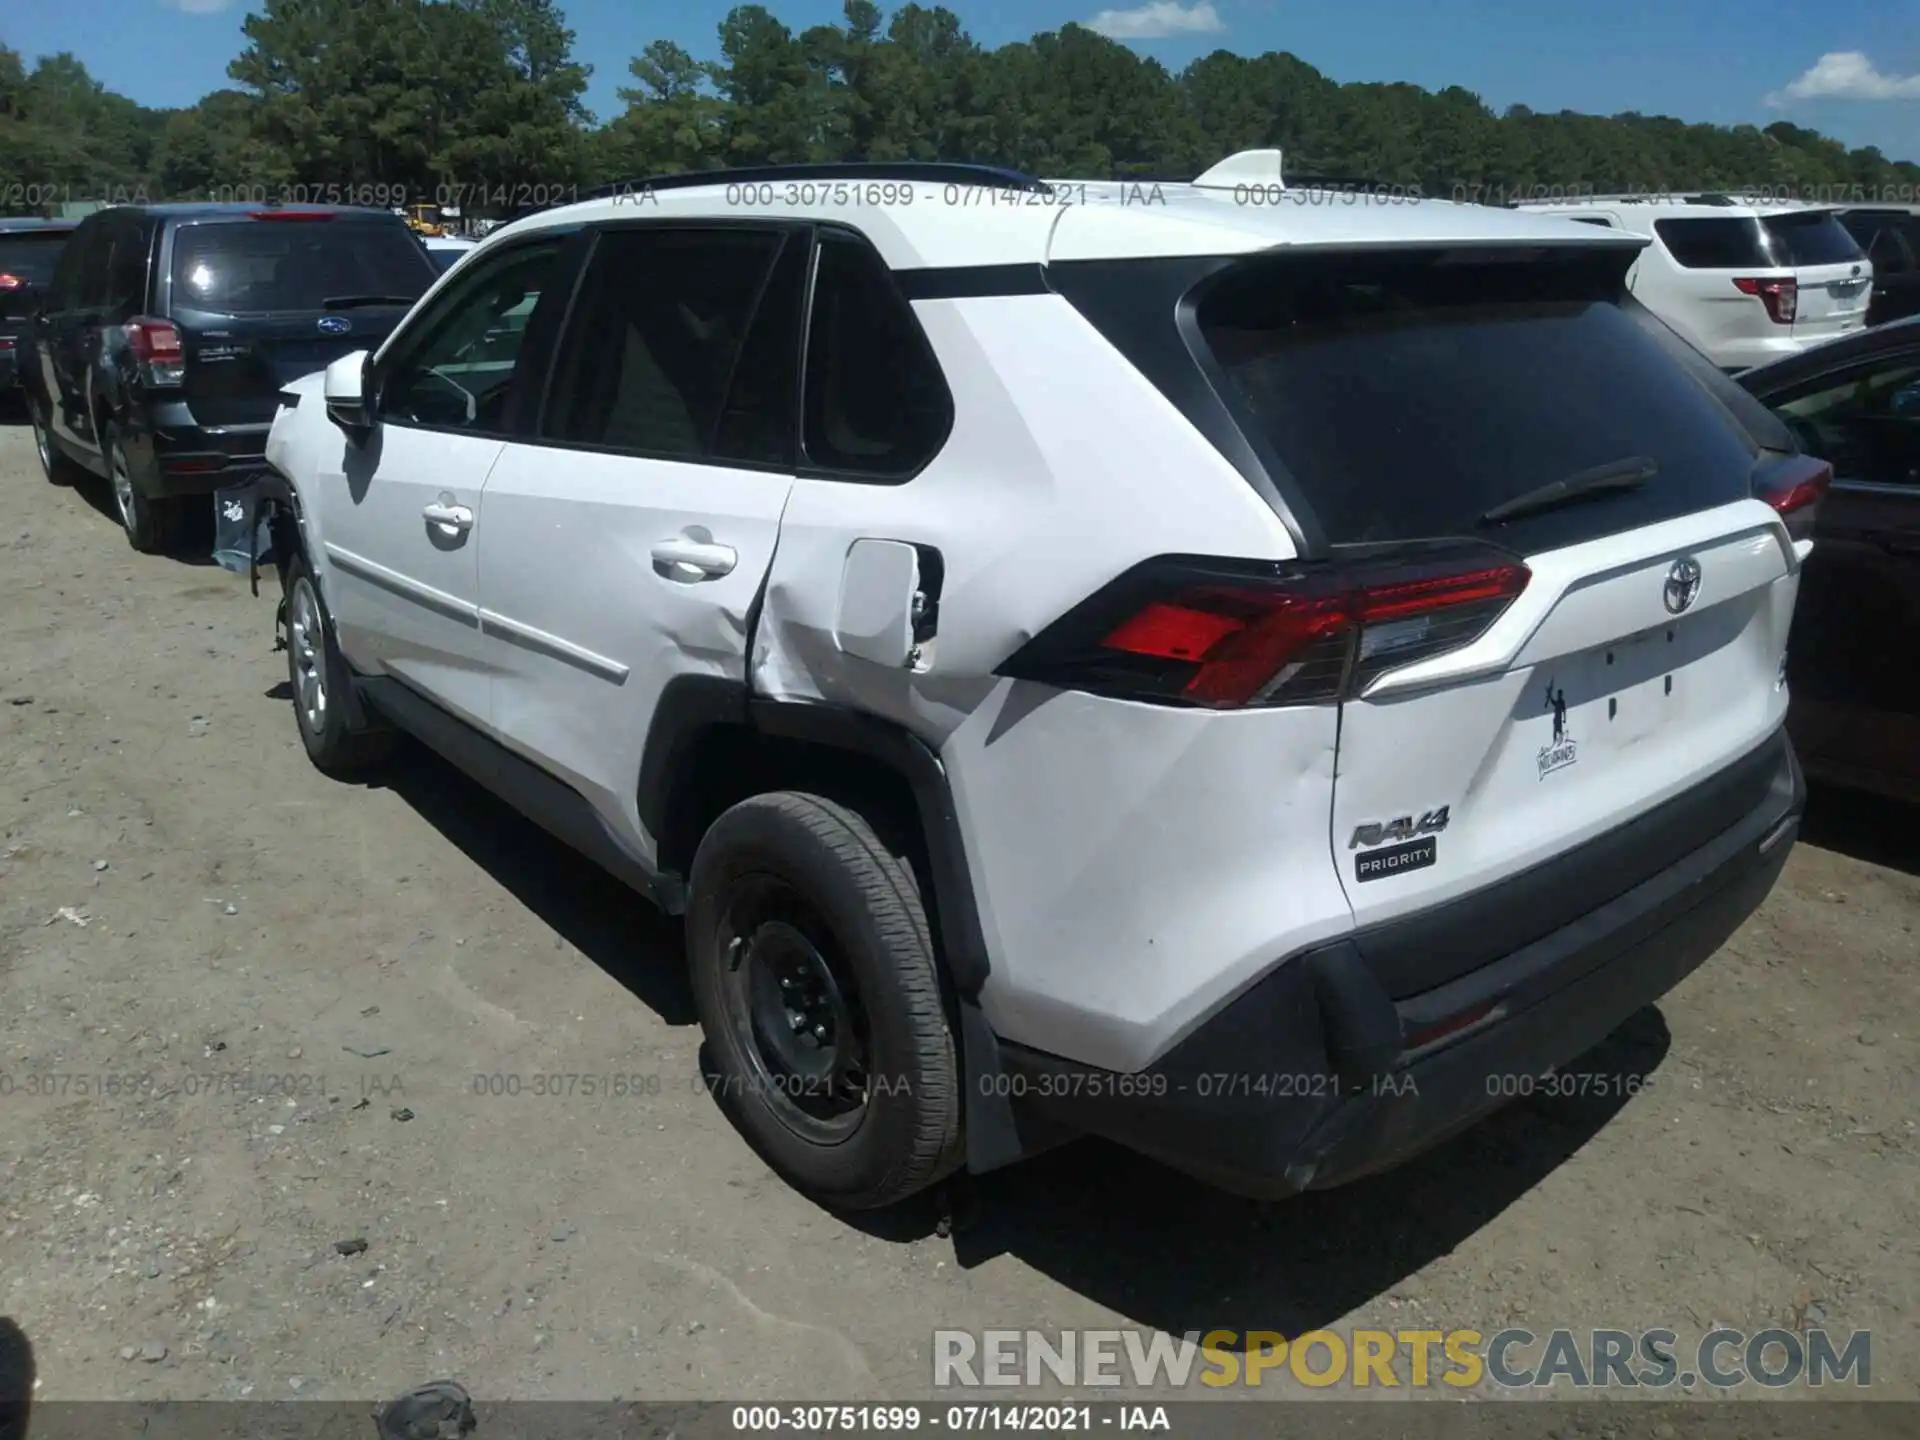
[960,999,1076,1174]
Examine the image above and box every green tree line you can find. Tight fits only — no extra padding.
[5,0,1918,215]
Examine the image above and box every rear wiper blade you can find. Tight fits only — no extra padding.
[321,294,420,310]
[1480,455,1658,526]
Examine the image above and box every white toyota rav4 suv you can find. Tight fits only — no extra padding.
[259,153,1821,1209]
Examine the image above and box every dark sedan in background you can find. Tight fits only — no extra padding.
[1740,318,1920,803]
[0,217,77,396]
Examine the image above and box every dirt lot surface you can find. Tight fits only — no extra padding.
[2,417,1918,1408]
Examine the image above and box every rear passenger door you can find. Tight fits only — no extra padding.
[44,218,113,454]
[476,222,805,860]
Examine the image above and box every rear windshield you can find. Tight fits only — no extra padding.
[0,231,72,286]
[170,219,436,314]
[1655,213,1864,270]
[1195,249,1760,549]
[1761,211,1865,267]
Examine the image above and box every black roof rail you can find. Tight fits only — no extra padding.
[578,161,1053,203]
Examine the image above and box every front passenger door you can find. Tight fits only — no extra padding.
[315,236,571,731]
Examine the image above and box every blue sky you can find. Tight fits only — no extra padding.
[9,0,1920,161]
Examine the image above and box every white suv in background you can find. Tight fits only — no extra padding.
[1516,195,1871,370]
[259,154,1818,1210]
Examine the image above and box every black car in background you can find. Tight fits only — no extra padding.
[25,203,437,552]
[1833,208,1920,327]
[0,218,78,396]
[1739,318,1920,804]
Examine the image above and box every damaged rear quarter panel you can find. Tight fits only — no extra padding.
[749,291,1294,744]
[751,289,1352,1072]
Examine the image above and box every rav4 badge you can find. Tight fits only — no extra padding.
[1350,807,1449,882]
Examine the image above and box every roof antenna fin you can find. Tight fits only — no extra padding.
[1193,149,1284,191]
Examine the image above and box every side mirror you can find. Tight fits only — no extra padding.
[323,349,374,445]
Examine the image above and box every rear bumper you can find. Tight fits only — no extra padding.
[128,405,271,497]
[995,726,1804,1197]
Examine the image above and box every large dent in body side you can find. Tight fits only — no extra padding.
[748,291,1297,748]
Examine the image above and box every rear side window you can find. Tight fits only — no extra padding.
[171,219,435,315]
[541,226,785,462]
[801,232,952,476]
[1761,211,1865,267]
[1195,249,1760,549]
[1655,217,1769,269]
[0,231,71,287]
[75,224,114,309]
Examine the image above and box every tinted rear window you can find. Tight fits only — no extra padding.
[1195,249,1759,549]
[0,232,72,286]
[1761,211,1865,267]
[1654,217,1770,269]
[170,219,435,314]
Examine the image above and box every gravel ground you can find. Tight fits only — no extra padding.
[1,416,1917,1407]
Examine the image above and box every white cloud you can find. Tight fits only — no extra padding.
[1083,1,1225,41]
[162,0,236,13]
[1768,51,1920,106]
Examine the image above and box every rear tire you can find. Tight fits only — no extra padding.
[30,395,78,486]
[688,791,963,1210]
[105,423,184,554]
[282,550,394,777]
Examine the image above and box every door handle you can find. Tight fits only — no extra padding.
[1881,533,1920,556]
[651,537,737,580]
[422,501,474,535]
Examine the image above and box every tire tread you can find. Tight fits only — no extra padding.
[690,790,962,1209]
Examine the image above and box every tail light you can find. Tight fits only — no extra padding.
[1733,276,1797,325]
[998,547,1531,709]
[1755,454,1832,545]
[123,317,185,388]
[0,272,24,291]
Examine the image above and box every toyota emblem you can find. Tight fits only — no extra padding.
[1663,556,1702,615]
